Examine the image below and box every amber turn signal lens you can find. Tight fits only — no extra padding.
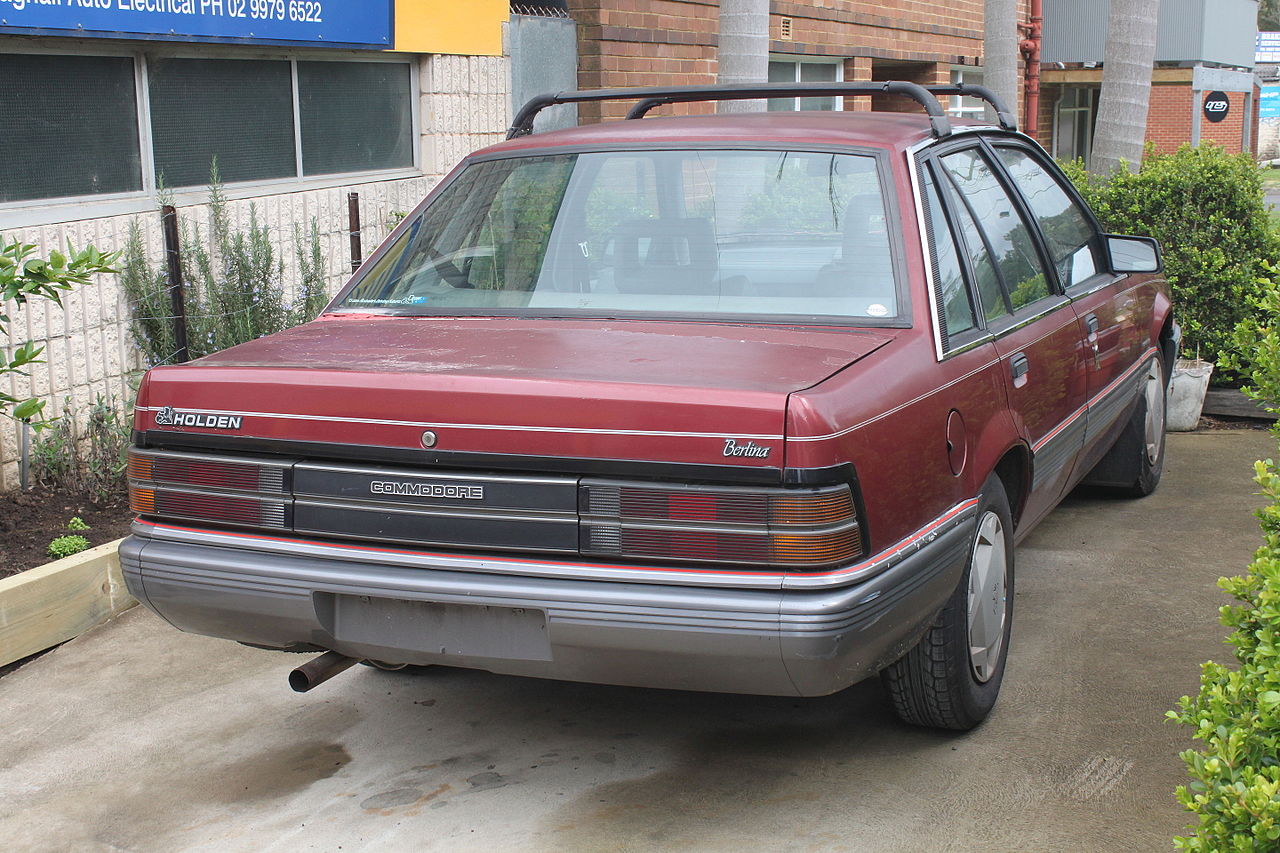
[129,486,155,515]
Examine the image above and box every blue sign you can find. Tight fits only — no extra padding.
[1258,31,1280,64]
[1263,86,1280,120]
[0,0,392,49]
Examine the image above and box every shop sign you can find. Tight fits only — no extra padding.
[1203,91,1230,124]
[0,0,392,49]
[1263,87,1280,120]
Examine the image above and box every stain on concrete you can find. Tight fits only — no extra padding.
[361,787,425,810]
[466,771,508,792]
[205,741,351,802]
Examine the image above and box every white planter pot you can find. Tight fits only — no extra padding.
[1166,358,1214,432]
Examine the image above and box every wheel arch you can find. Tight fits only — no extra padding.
[992,444,1031,530]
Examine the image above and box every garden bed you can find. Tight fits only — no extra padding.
[0,487,134,579]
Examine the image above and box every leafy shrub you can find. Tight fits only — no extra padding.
[120,162,328,367]
[1061,145,1280,370]
[1,239,118,426]
[1170,279,1280,848]
[46,535,90,560]
[67,517,90,531]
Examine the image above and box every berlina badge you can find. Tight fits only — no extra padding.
[723,439,771,459]
[154,406,243,430]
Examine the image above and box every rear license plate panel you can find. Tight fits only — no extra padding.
[330,595,551,661]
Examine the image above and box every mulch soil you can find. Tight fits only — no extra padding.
[0,487,136,579]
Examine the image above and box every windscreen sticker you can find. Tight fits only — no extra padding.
[866,303,889,317]
[346,296,429,306]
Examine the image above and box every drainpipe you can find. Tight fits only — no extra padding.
[1019,0,1043,140]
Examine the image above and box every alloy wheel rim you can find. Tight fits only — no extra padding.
[1143,360,1165,465]
[967,510,1007,683]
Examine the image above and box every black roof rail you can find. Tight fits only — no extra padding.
[922,84,1018,132]
[507,81,958,140]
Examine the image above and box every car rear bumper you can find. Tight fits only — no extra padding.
[120,510,975,697]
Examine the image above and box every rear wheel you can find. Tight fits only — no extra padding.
[1082,356,1167,497]
[882,475,1014,730]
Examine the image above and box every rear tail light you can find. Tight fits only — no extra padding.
[128,449,291,530]
[580,480,863,569]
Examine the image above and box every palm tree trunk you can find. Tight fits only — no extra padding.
[1090,0,1161,174]
[984,0,1020,125]
[717,0,769,112]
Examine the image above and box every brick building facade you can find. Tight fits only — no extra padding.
[566,1,1018,124]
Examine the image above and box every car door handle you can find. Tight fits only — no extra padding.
[1010,353,1030,388]
[1085,313,1100,341]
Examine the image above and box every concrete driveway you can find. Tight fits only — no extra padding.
[0,430,1272,853]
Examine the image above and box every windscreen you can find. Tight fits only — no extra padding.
[336,149,900,321]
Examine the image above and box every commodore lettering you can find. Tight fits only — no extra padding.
[370,481,485,500]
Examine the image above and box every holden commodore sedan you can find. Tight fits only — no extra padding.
[120,82,1173,730]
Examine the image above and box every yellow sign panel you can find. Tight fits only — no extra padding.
[393,0,508,56]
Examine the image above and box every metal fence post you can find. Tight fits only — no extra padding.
[160,204,190,364]
[348,192,363,273]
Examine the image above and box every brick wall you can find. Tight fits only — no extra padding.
[1145,84,1194,155]
[567,0,993,122]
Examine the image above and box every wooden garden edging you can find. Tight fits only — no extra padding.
[0,539,134,668]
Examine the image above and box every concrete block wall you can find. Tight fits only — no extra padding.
[1,52,510,492]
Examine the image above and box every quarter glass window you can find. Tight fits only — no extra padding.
[995,147,1098,288]
[921,168,976,338]
[941,148,1049,312]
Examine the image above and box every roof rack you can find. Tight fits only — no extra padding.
[506,81,1017,140]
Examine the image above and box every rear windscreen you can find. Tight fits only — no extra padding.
[335,149,900,322]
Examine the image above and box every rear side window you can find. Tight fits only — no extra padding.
[941,148,1050,312]
[994,147,1099,288]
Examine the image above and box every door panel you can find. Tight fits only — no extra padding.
[937,146,1089,528]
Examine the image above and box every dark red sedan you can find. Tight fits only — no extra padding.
[121,82,1174,730]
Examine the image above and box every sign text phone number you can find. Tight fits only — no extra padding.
[226,0,323,23]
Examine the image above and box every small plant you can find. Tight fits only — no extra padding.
[46,535,90,560]
[83,395,130,505]
[31,401,79,491]
[29,394,131,503]
[291,218,329,325]
[67,517,90,531]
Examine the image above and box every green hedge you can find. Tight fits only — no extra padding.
[1061,145,1280,370]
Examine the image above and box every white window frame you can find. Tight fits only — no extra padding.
[767,55,845,111]
[947,67,987,120]
[0,40,421,229]
[1053,86,1097,162]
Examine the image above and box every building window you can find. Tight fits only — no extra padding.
[149,58,297,187]
[947,69,987,120]
[767,58,843,111]
[0,50,416,207]
[1054,87,1097,162]
[0,53,143,203]
[298,61,414,177]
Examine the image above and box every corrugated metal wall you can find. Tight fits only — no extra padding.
[1043,0,1257,68]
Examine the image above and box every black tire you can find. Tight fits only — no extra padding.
[1081,356,1167,497]
[881,475,1015,731]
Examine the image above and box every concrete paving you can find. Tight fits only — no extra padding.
[0,430,1274,853]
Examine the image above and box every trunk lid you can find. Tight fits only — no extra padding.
[137,316,895,471]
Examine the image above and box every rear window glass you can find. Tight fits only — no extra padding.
[336,150,901,322]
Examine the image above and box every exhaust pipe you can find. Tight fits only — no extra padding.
[288,651,357,693]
